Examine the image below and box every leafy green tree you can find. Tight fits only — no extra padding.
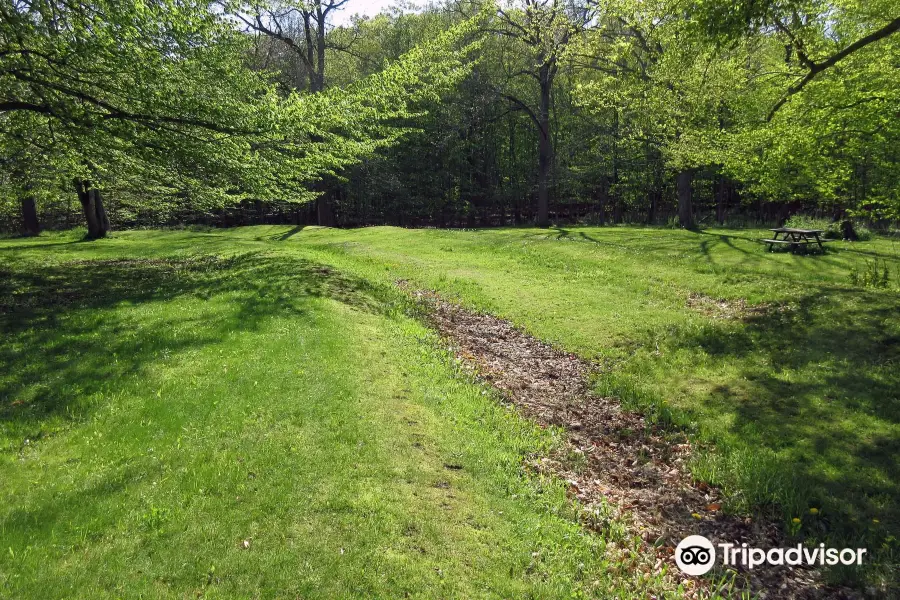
[572,0,899,226]
[703,0,900,221]
[1,0,281,236]
[1,0,484,236]
[479,0,594,227]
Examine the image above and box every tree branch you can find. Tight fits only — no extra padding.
[498,92,544,136]
[768,16,900,120]
[0,100,52,114]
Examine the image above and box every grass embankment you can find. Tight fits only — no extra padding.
[271,224,899,588]
[0,234,672,598]
[2,225,898,593]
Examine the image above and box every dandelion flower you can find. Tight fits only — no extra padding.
[792,517,801,524]
[809,508,819,515]
[692,512,702,519]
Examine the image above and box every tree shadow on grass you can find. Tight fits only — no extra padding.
[1,459,161,541]
[0,252,396,449]
[0,237,95,253]
[276,225,305,241]
[667,290,900,537]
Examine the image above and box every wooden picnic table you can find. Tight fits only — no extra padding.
[762,228,830,252]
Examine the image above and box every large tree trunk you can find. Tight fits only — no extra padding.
[507,104,515,227]
[315,9,326,93]
[21,196,40,236]
[646,141,661,225]
[306,7,330,221]
[316,194,336,227]
[74,179,110,239]
[302,13,317,92]
[536,65,552,228]
[677,169,694,229]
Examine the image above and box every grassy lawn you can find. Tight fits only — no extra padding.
[0,234,671,598]
[1,224,898,594]
[266,224,899,585]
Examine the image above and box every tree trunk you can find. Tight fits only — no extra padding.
[598,181,607,225]
[716,176,727,226]
[316,195,336,227]
[21,196,40,236]
[841,219,858,241]
[96,189,110,232]
[507,104,516,227]
[645,140,658,225]
[302,13,317,92]
[611,110,620,223]
[677,170,694,229]
[74,179,110,239]
[536,65,552,228]
[315,9,326,93]
[647,189,658,225]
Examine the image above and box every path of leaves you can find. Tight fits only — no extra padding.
[401,283,857,600]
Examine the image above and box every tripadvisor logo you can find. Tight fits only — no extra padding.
[675,535,868,576]
[675,535,716,575]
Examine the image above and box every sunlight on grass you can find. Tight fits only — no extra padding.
[0,239,676,598]
[273,224,899,589]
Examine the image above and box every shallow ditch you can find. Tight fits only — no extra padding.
[399,282,856,600]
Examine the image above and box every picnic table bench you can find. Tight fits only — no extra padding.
[762,228,831,252]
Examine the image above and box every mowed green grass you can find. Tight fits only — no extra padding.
[1,224,898,593]
[0,235,675,599]
[255,224,898,586]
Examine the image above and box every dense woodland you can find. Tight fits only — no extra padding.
[1,0,898,235]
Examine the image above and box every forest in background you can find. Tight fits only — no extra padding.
[1,0,898,235]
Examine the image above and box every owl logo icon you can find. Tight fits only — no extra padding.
[675,535,716,576]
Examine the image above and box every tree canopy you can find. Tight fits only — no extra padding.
[0,0,483,234]
[1,0,897,233]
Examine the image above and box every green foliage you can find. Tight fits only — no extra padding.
[782,215,876,240]
[569,0,900,222]
[849,258,892,288]
[853,223,874,241]
[783,215,842,238]
[0,1,485,224]
[5,1,897,229]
